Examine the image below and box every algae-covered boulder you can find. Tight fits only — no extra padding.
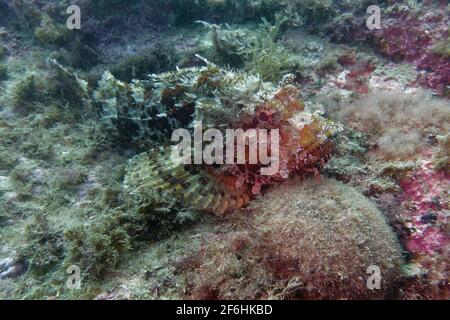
[178,177,403,299]
[249,177,403,299]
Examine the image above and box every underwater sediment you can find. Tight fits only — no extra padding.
[0,0,448,300]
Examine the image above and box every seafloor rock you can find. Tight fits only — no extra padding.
[327,3,450,96]
[178,177,404,299]
[396,158,449,299]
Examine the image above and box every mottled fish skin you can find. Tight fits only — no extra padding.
[124,147,251,215]
[50,58,340,215]
[122,87,341,215]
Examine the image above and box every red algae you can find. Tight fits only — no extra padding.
[399,159,449,256]
[374,9,449,95]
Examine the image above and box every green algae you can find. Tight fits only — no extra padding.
[0,64,7,81]
[198,16,303,82]
[431,36,450,58]
[110,43,176,82]
[34,15,70,46]
[21,214,65,277]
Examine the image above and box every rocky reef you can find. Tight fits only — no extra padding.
[327,1,450,96]
[0,0,448,300]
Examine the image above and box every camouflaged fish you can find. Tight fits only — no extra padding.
[49,56,342,215]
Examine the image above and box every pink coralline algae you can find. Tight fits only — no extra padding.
[335,54,376,94]
[372,9,449,95]
[328,5,450,95]
[399,159,449,257]
[416,53,450,95]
